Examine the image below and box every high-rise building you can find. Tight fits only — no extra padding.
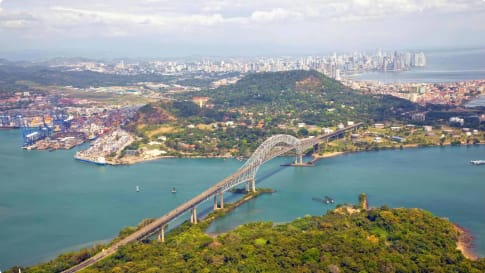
[404,52,412,67]
[417,52,426,67]
[412,52,426,67]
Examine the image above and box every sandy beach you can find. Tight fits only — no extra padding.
[313,151,347,160]
[455,224,479,261]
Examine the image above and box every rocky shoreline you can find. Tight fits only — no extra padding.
[455,224,479,261]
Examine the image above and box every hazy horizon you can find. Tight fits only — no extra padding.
[2,46,485,62]
[0,0,484,60]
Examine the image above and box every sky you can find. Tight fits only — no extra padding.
[0,0,484,59]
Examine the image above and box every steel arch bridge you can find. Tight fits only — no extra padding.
[220,134,303,192]
[61,123,362,273]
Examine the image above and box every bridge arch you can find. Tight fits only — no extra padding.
[221,134,302,191]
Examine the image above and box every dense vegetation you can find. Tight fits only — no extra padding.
[129,70,420,128]
[13,207,485,273]
[0,64,170,88]
[0,62,240,90]
[118,70,482,157]
[182,70,420,125]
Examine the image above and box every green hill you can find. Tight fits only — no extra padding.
[15,207,485,273]
[122,70,422,156]
[131,70,419,129]
[178,70,419,126]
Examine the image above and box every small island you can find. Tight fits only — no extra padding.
[8,194,484,273]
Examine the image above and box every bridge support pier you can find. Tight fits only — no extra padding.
[157,225,165,242]
[213,193,225,210]
[194,207,198,224]
[219,192,224,209]
[251,178,256,192]
[190,207,198,224]
[313,143,320,154]
[296,153,303,165]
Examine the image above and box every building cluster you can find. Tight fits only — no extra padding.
[53,50,426,80]
[0,90,139,149]
[0,92,52,127]
[19,106,138,149]
[342,79,485,106]
[75,129,134,164]
[67,106,139,138]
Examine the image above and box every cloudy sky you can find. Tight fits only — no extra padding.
[0,0,484,58]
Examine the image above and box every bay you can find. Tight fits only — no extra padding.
[466,95,485,108]
[347,48,485,83]
[0,129,484,269]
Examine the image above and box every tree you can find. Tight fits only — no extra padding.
[297,128,309,137]
[359,193,368,209]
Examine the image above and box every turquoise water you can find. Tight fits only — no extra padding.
[0,129,484,269]
[348,48,485,83]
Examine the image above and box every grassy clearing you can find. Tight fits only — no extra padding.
[145,125,181,138]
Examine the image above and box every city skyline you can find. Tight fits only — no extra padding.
[0,0,484,59]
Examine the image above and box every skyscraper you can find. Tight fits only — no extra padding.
[412,52,426,67]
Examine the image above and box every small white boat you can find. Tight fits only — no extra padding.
[470,160,485,165]
[136,186,140,192]
[171,187,176,193]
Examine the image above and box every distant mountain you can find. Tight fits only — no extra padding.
[0,64,169,89]
[0,58,12,66]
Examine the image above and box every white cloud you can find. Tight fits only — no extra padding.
[249,8,302,23]
[3,0,483,32]
[0,0,484,55]
[47,5,305,30]
[0,19,28,28]
[0,11,38,29]
[49,6,227,28]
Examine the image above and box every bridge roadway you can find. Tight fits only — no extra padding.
[62,123,362,273]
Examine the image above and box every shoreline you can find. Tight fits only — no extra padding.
[102,141,485,166]
[204,189,276,237]
[312,142,484,163]
[454,224,479,261]
[205,198,481,262]
[113,154,233,165]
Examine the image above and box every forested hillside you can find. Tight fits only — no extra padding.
[16,207,485,273]
[180,70,419,125]
[0,64,169,89]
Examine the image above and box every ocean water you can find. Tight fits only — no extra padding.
[208,146,485,257]
[347,48,485,83]
[0,129,484,269]
[466,95,485,108]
